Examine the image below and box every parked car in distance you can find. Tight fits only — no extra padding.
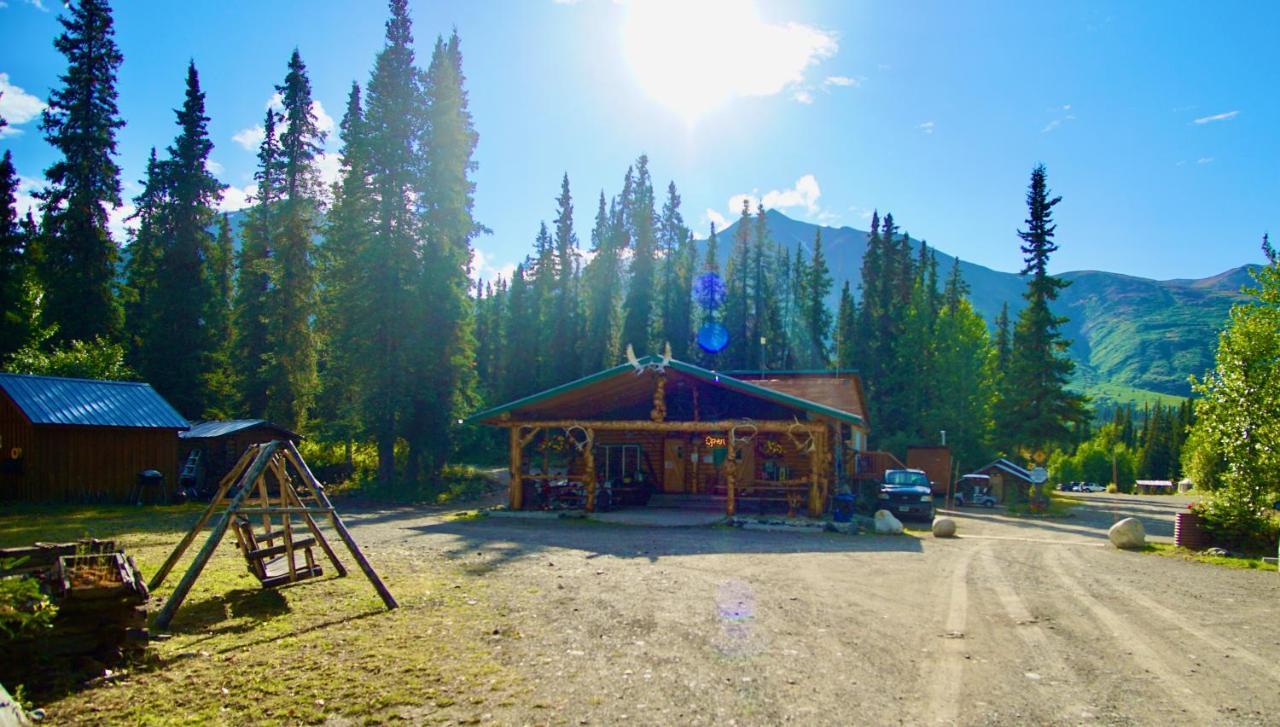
[878,469,935,521]
[955,486,997,508]
[1080,482,1105,493]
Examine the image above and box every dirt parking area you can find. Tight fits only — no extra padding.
[338,493,1279,725]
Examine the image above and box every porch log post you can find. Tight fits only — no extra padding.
[583,430,597,512]
[725,446,737,517]
[509,427,524,510]
[808,435,823,518]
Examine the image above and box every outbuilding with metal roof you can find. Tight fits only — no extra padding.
[0,373,188,501]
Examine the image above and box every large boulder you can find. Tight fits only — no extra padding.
[1108,517,1146,549]
[932,517,957,538]
[873,510,904,535]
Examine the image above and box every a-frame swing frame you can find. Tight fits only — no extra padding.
[150,440,397,630]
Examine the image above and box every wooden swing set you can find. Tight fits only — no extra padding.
[149,440,397,630]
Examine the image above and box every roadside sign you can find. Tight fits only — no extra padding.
[1029,466,1048,484]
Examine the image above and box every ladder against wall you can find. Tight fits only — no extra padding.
[149,440,398,630]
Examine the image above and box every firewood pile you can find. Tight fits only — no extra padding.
[0,539,149,683]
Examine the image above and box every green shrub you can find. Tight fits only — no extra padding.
[0,559,57,641]
[1195,491,1280,555]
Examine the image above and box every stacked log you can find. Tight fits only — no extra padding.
[0,540,149,686]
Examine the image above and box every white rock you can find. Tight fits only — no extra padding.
[1108,517,1146,549]
[873,509,904,534]
[932,517,957,538]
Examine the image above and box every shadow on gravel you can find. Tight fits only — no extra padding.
[402,516,924,571]
[950,496,1178,540]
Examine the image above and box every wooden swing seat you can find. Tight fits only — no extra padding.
[233,517,323,588]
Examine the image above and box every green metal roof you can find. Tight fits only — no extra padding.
[465,356,864,427]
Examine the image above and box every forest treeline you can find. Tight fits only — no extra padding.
[2,0,1191,495]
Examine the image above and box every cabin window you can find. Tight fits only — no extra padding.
[598,444,641,483]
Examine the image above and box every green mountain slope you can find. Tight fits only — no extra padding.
[718,210,1252,401]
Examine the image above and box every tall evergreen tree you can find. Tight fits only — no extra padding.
[145,62,225,417]
[203,213,238,417]
[409,29,482,483]
[581,191,622,372]
[691,222,722,368]
[723,198,753,367]
[37,0,126,344]
[834,280,857,370]
[0,145,37,362]
[261,50,324,432]
[357,0,426,483]
[657,181,692,359]
[999,164,1087,454]
[549,173,581,380]
[620,155,657,354]
[752,205,783,369]
[234,108,282,419]
[804,229,833,365]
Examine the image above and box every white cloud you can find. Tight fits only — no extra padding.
[1041,119,1061,133]
[23,0,48,10]
[206,159,224,175]
[1193,110,1238,125]
[1197,156,1214,165]
[622,0,838,121]
[700,208,730,238]
[233,95,335,152]
[0,72,47,138]
[824,75,857,87]
[917,121,935,134]
[13,174,40,219]
[218,183,257,213]
[762,173,821,214]
[470,246,517,284]
[725,174,825,225]
[108,202,138,243]
[232,125,264,151]
[316,151,341,187]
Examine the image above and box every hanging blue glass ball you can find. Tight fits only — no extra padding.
[697,322,730,353]
[693,272,727,311]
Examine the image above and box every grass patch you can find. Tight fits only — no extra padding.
[1140,542,1278,572]
[0,504,519,724]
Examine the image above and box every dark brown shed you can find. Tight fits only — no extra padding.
[0,373,188,502]
[178,419,303,490]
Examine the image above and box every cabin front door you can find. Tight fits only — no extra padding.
[662,438,687,493]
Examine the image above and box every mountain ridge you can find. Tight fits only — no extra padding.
[718,210,1251,402]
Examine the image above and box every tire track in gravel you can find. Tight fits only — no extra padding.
[1058,545,1280,686]
[1046,546,1221,724]
[977,545,1096,722]
[921,545,978,725]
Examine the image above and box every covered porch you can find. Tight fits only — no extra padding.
[468,356,870,519]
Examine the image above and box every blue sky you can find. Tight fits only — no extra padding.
[1,0,1276,282]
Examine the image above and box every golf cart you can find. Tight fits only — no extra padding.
[954,474,997,508]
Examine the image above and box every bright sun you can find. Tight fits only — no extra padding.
[622,0,837,125]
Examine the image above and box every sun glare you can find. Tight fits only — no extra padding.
[622,0,837,125]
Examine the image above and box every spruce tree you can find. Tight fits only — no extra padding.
[723,197,752,367]
[835,280,857,370]
[0,146,37,362]
[803,229,833,365]
[581,191,621,372]
[657,181,692,359]
[752,205,783,368]
[233,108,282,419]
[1000,164,1087,454]
[620,155,657,354]
[37,0,125,345]
[359,0,425,483]
[203,213,238,417]
[410,29,482,483]
[147,62,225,417]
[932,257,996,469]
[121,149,168,381]
[691,222,722,368]
[550,174,581,380]
[261,49,324,432]
[317,81,373,452]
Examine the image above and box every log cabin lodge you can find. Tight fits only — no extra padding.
[469,355,888,517]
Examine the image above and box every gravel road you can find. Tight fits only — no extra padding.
[340,494,1279,725]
